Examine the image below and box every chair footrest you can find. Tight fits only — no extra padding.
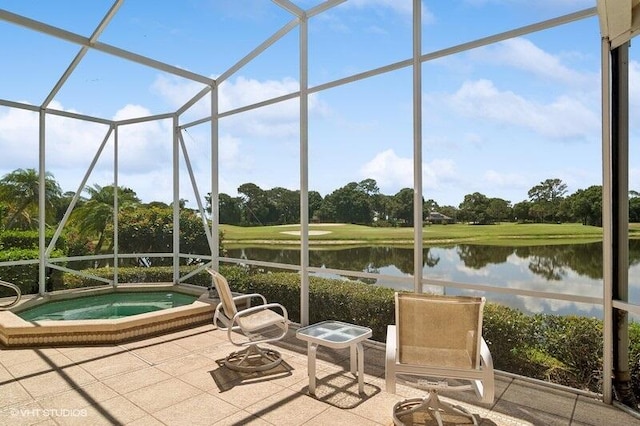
[392,395,479,426]
[418,379,448,389]
[414,379,472,392]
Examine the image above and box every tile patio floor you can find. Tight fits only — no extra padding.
[1,323,640,425]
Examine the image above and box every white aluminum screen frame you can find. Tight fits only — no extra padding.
[0,1,636,409]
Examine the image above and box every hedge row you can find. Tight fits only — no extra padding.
[0,230,66,251]
[0,249,65,296]
[227,271,395,341]
[61,265,394,339]
[226,267,640,399]
[0,230,67,296]
[54,264,640,399]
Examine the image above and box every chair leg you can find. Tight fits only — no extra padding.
[385,365,396,393]
[224,344,283,372]
[385,325,397,393]
[392,390,478,426]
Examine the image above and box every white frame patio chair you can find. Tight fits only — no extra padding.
[385,292,494,426]
[206,268,289,372]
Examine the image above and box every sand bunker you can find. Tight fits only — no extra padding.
[280,230,332,236]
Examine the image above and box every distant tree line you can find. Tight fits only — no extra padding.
[2,169,640,238]
[209,177,640,227]
[0,168,217,261]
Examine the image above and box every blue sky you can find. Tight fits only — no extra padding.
[0,0,638,209]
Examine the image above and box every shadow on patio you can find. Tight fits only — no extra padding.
[1,323,639,425]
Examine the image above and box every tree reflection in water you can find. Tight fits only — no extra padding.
[226,240,640,315]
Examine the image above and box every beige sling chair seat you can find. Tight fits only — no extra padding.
[386,293,494,426]
[207,268,289,372]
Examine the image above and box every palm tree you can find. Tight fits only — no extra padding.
[0,168,62,230]
[70,184,140,254]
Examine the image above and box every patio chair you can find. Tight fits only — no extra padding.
[206,268,289,372]
[385,292,494,426]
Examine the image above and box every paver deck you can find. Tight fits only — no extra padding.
[1,323,639,425]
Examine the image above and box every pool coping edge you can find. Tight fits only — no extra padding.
[0,284,217,347]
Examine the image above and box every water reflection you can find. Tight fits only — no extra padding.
[226,241,640,317]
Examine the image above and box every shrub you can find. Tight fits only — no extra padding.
[0,230,69,295]
[482,303,545,376]
[534,314,603,392]
[61,264,246,289]
[240,272,395,341]
[629,322,640,399]
[0,248,65,295]
[0,230,41,249]
[116,207,224,265]
[64,230,94,257]
[0,229,66,251]
[482,305,607,392]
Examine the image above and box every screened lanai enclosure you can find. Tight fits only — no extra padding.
[0,0,639,414]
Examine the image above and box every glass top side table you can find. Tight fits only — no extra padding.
[296,320,373,395]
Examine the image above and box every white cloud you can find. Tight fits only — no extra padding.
[111,105,172,174]
[219,77,299,138]
[152,74,301,118]
[511,271,602,314]
[219,76,298,112]
[425,159,458,187]
[0,106,39,168]
[456,263,491,277]
[446,79,599,139]
[476,37,592,86]
[113,104,153,121]
[151,74,328,138]
[151,75,208,112]
[359,149,457,193]
[483,170,528,190]
[219,134,241,165]
[0,101,177,201]
[0,73,332,204]
[360,149,412,190]
[0,101,122,173]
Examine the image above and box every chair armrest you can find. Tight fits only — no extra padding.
[385,325,397,393]
[213,302,233,330]
[232,302,289,323]
[231,293,268,306]
[386,325,397,360]
[480,337,493,370]
[228,302,289,346]
[479,337,495,403]
[214,297,277,330]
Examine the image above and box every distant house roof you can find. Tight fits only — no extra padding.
[428,212,451,219]
[427,212,453,221]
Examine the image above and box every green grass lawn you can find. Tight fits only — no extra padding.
[220,222,635,247]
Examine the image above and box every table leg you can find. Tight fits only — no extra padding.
[356,341,364,394]
[308,342,317,395]
[350,344,357,374]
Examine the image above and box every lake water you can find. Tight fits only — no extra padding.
[226,241,640,317]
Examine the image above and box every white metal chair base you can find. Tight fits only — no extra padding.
[392,390,478,426]
[223,344,283,372]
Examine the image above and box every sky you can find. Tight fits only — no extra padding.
[0,0,638,209]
